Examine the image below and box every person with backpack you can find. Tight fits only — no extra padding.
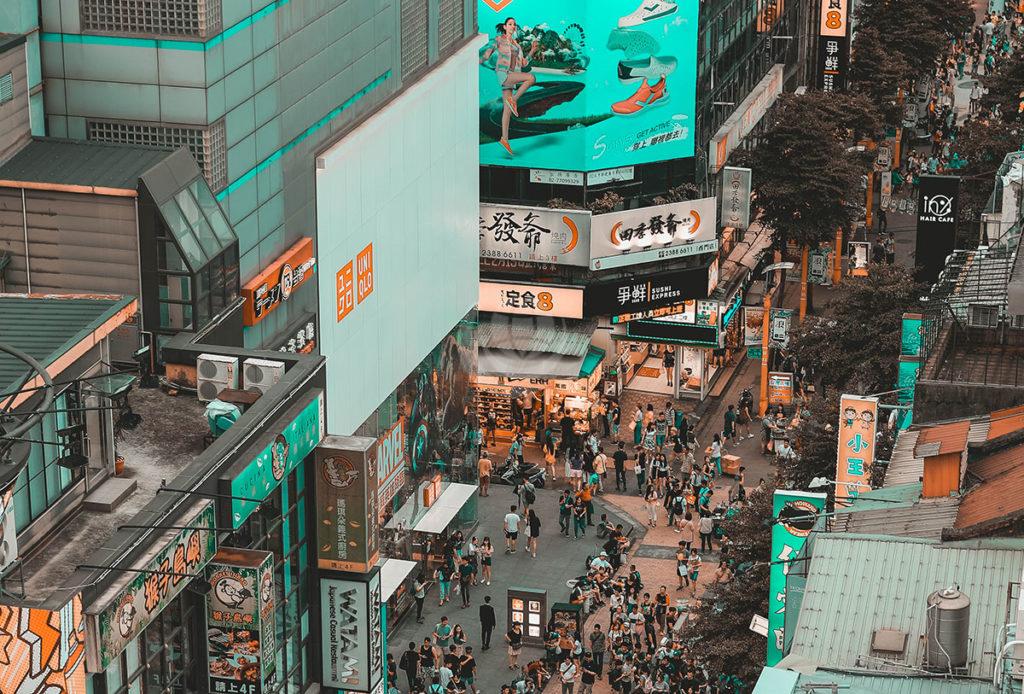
[400,641,420,692]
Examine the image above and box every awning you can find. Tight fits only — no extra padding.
[578,346,606,378]
[414,483,477,534]
[479,349,588,379]
[380,558,418,601]
[477,313,598,379]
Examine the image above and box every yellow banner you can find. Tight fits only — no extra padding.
[836,394,878,506]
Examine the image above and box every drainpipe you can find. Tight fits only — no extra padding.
[993,639,1024,689]
[21,187,31,292]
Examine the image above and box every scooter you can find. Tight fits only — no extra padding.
[497,456,546,488]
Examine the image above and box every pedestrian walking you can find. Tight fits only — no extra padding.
[400,641,419,692]
[527,508,541,558]
[613,441,627,492]
[434,565,451,606]
[479,596,496,651]
[643,484,659,528]
[558,490,572,537]
[579,654,597,694]
[723,405,737,445]
[479,537,493,585]
[452,624,468,655]
[433,616,453,666]
[610,401,621,439]
[459,559,473,607]
[503,505,521,554]
[460,646,478,694]
[687,548,702,597]
[559,657,578,694]
[699,512,714,552]
[478,453,492,497]
[413,573,427,623]
[572,494,588,539]
[631,405,643,446]
[709,434,723,478]
[588,624,606,678]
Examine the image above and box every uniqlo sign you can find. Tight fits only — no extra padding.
[357,244,373,303]
[336,261,354,322]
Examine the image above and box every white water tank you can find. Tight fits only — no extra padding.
[925,587,970,671]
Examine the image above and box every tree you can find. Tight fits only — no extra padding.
[952,118,1022,237]
[980,52,1024,122]
[855,0,972,78]
[587,191,623,214]
[652,182,700,206]
[781,393,840,494]
[685,483,776,688]
[789,263,925,395]
[849,26,914,128]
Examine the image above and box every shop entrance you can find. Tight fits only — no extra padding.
[613,340,722,400]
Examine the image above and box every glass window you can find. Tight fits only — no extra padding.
[190,179,236,246]
[174,188,220,258]
[159,301,193,331]
[158,241,187,273]
[158,199,206,269]
[13,393,80,532]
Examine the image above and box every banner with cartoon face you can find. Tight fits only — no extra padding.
[478,0,698,170]
[836,394,878,506]
[206,549,276,694]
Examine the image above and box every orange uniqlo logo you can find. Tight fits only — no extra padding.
[336,261,354,322]
[356,244,373,304]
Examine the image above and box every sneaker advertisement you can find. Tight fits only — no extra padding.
[478,0,698,171]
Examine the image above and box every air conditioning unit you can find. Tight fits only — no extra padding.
[197,353,238,402]
[243,358,285,396]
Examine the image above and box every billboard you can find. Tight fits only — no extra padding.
[0,595,87,694]
[721,167,752,230]
[836,394,879,507]
[479,203,591,265]
[915,175,960,282]
[315,436,380,574]
[241,237,316,326]
[320,571,384,693]
[817,0,850,91]
[767,372,794,405]
[768,490,826,665]
[585,264,716,318]
[206,549,276,694]
[709,64,784,173]
[477,0,698,171]
[478,280,585,318]
[744,306,765,346]
[590,197,718,270]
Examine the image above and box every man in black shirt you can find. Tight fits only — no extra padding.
[418,637,435,679]
[479,595,496,650]
[580,655,598,694]
[459,646,478,694]
[613,442,628,492]
[444,645,461,674]
[399,641,419,693]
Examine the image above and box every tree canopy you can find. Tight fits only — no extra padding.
[855,0,973,77]
[849,26,914,127]
[952,118,1022,232]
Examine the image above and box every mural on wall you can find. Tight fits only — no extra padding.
[0,595,87,694]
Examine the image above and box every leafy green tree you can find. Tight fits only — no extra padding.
[979,52,1024,122]
[855,0,972,77]
[951,118,1022,236]
[781,393,840,493]
[849,26,914,128]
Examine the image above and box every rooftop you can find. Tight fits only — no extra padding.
[18,387,208,598]
[914,420,972,457]
[755,667,999,694]
[0,294,137,398]
[0,33,26,54]
[0,138,177,192]
[832,484,960,541]
[789,534,1024,679]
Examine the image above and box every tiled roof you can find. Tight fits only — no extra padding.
[914,420,971,457]
[789,534,1024,678]
[0,294,136,397]
[969,441,1024,481]
[985,404,1024,440]
[832,491,960,541]
[955,458,1024,531]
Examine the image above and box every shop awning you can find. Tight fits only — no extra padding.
[479,350,589,379]
[477,314,597,379]
[578,346,606,378]
[380,558,418,601]
[414,483,477,534]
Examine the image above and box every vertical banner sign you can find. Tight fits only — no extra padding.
[768,490,827,666]
[315,435,380,573]
[376,420,408,512]
[836,395,879,507]
[320,571,384,693]
[808,250,832,286]
[206,549,276,694]
[817,0,849,91]
[900,313,926,357]
[744,306,765,347]
[915,176,960,283]
[769,309,793,348]
[722,167,752,231]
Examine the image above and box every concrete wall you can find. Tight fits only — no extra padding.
[0,42,31,164]
[914,379,1024,423]
[0,0,45,135]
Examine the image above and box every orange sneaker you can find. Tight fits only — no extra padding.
[611,77,668,115]
[504,93,519,117]
[499,138,514,155]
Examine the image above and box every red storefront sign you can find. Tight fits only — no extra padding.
[242,237,316,326]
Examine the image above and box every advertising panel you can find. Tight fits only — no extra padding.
[900,313,925,357]
[477,0,698,171]
[709,64,784,173]
[767,372,794,406]
[721,167,752,231]
[377,420,408,511]
[836,394,879,507]
[590,198,718,270]
[808,249,832,285]
[817,0,850,91]
[769,309,792,348]
[768,490,827,666]
[915,175,960,282]
[86,501,217,672]
[320,571,384,693]
[315,435,380,574]
[585,264,715,318]
[227,393,325,528]
[757,0,785,32]
[743,306,765,346]
[242,237,316,326]
[478,281,585,318]
[480,203,591,265]
[0,595,87,693]
[206,549,276,694]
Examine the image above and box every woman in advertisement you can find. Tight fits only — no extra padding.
[479,17,539,156]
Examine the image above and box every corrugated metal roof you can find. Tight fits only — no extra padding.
[956,457,1024,530]
[886,430,924,487]
[792,671,998,694]
[833,496,960,540]
[915,421,971,457]
[790,534,1024,679]
[0,138,175,190]
[476,315,595,357]
[0,294,135,396]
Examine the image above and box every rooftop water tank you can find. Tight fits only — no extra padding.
[925,587,970,671]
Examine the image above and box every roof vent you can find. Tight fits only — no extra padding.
[871,628,909,657]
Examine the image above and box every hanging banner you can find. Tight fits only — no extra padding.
[836,394,879,507]
[86,500,218,672]
[743,306,765,347]
[320,571,384,693]
[808,250,832,286]
[722,167,752,231]
[479,204,591,266]
[206,549,277,694]
[769,309,793,348]
[817,0,850,92]
[767,372,794,406]
[377,419,408,511]
[901,313,926,357]
[768,490,826,666]
[315,435,380,573]
[590,198,719,271]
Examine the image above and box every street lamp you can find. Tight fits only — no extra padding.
[759,262,796,416]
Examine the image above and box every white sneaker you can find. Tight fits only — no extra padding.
[618,0,678,28]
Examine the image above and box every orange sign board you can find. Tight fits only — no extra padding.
[0,595,87,693]
[836,394,878,507]
[820,0,849,36]
[767,372,794,406]
[242,237,316,326]
[336,261,354,322]
[757,0,785,32]
[356,243,374,304]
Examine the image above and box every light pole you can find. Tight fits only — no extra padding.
[759,261,796,416]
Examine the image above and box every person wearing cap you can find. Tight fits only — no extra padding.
[590,552,611,571]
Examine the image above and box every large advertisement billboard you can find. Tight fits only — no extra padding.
[915,175,960,282]
[836,394,878,507]
[480,203,591,265]
[478,0,698,171]
[590,197,718,270]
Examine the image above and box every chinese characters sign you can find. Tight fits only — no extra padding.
[206,549,276,694]
[836,394,878,507]
[590,198,718,270]
[586,266,715,318]
[320,571,384,693]
[315,435,380,573]
[86,501,217,672]
[227,393,325,528]
[721,167,752,231]
[768,490,826,666]
[767,372,794,406]
[478,281,584,319]
[757,0,785,31]
[817,0,849,91]
[479,204,591,266]
[242,237,316,326]
[769,309,793,348]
